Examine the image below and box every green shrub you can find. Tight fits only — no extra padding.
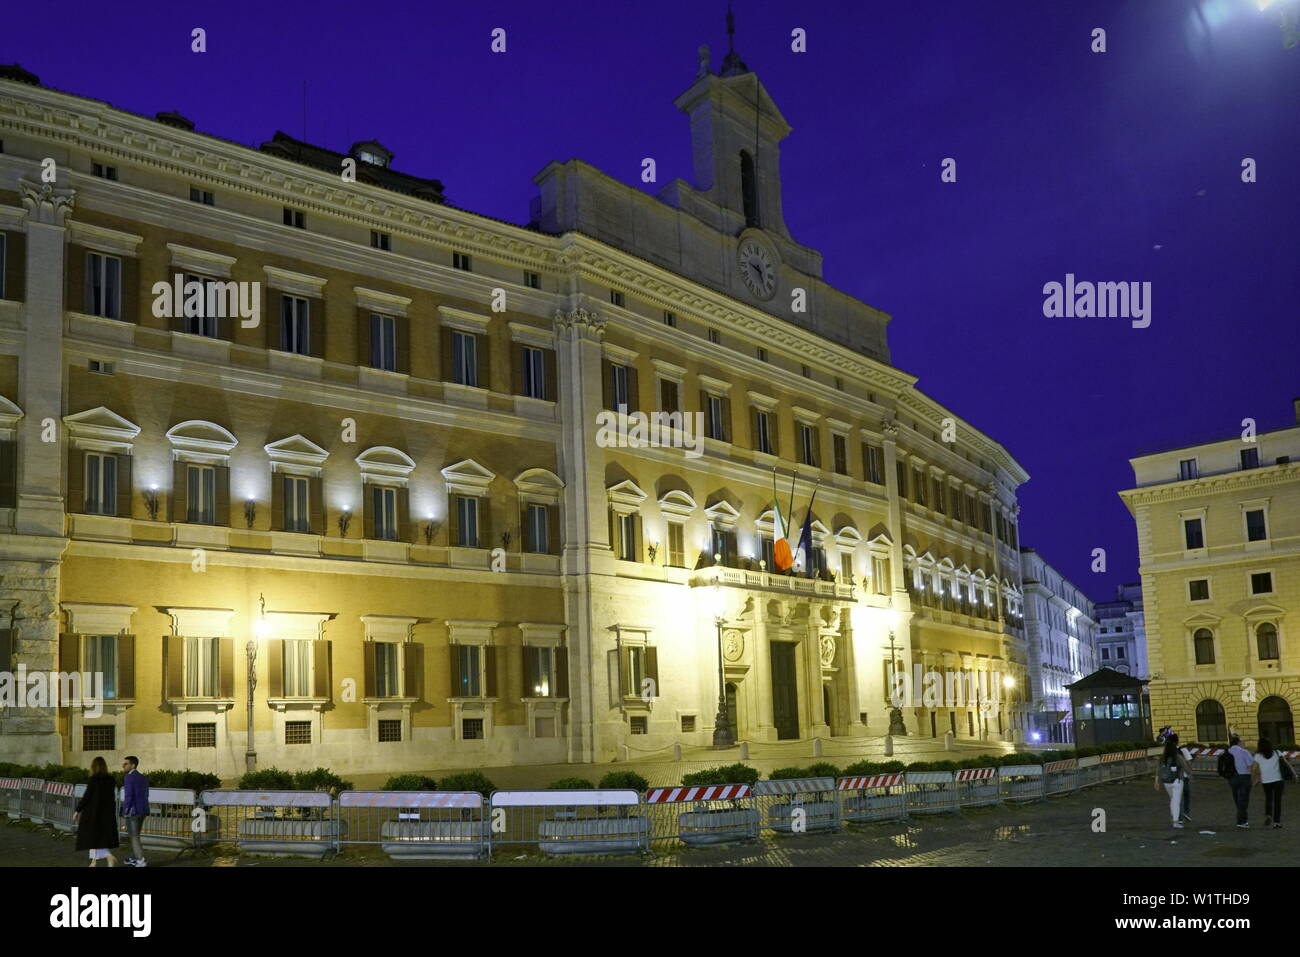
[383,774,439,791]
[292,768,354,793]
[768,766,808,780]
[681,763,759,787]
[598,770,649,792]
[804,762,841,779]
[546,777,596,790]
[1000,752,1043,766]
[238,768,295,790]
[929,760,959,772]
[439,771,496,797]
[142,769,222,791]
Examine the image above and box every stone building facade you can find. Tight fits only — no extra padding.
[1093,582,1147,678]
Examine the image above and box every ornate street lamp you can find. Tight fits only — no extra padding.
[709,574,735,748]
[246,593,271,773]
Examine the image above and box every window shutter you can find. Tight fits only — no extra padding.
[448,493,460,547]
[547,503,560,556]
[618,646,630,697]
[363,640,377,698]
[721,397,732,442]
[218,637,234,698]
[475,332,490,391]
[542,348,557,401]
[309,476,325,535]
[313,640,331,699]
[397,487,411,543]
[750,408,761,450]
[115,454,132,518]
[645,646,660,698]
[395,316,410,375]
[67,448,85,513]
[60,633,80,674]
[699,390,709,435]
[117,635,135,699]
[518,505,529,551]
[601,359,614,410]
[363,485,376,540]
[634,514,644,563]
[271,474,285,531]
[771,414,780,457]
[120,256,139,324]
[512,342,525,396]
[626,365,640,414]
[5,231,26,302]
[401,642,421,700]
[555,647,569,698]
[440,327,454,381]
[267,294,282,349]
[357,308,372,367]
[485,645,498,698]
[521,646,535,698]
[267,638,284,697]
[65,245,85,314]
[171,461,188,522]
[812,427,821,468]
[166,634,184,699]
[214,465,231,526]
[308,298,325,359]
[478,495,492,550]
[448,645,460,698]
[0,440,15,508]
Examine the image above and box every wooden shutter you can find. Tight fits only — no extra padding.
[356,308,372,367]
[214,465,231,526]
[363,641,377,698]
[117,635,135,699]
[308,298,325,359]
[172,461,188,522]
[120,256,139,323]
[395,316,410,375]
[475,332,490,391]
[699,390,709,435]
[115,454,132,519]
[267,638,284,697]
[721,396,732,442]
[485,645,497,697]
[309,477,324,535]
[397,487,411,543]
[547,503,560,556]
[60,633,80,674]
[401,642,421,700]
[645,646,660,698]
[267,294,282,349]
[67,448,85,513]
[662,378,678,415]
[0,440,15,508]
[601,359,614,410]
[770,413,780,457]
[511,342,526,395]
[626,364,639,414]
[448,645,460,698]
[65,245,86,314]
[218,637,234,697]
[542,348,557,401]
[618,646,630,696]
[363,485,376,540]
[271,474,285,531]
[440,327,454,381]
[555,647,569,698]
[313,640,331,699]
[477,495,492,550]
[634,514,644,563]
[521,646,535,698]
[166,635,184,699]
[448,493,460,547]
[3,232,24,302]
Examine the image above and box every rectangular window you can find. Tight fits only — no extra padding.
[626,646,645,696]
[525,646,556,697]
[374,642,400,697]
[92,162,118,181]
[524,503,549,554]
[452,331,478,386]
[761,535,774,569]
[914,468,927,506]
[370,230,391,251]
[83,726,115,751]
[370,313,397,371]
[872,556,890,595]
[840,552,854,580]
[186,465,216,524]
[283,639,313,697]
[1188,579,1209,602]
[453,252,472,271]
[863,445,883,484]
[378,719,402,742]
[184,636,220,698]
[282,476,309,532]
[1117,647,1126,659]
[84,452,118,515]
[707,328,720,345]
[456,495,479,547]
[285,721,311,744]
[832,434,848,475]
[667,522,685,568]
[186,723,216,748]
[181,274,220,338]
[681,715,696,733]
[896,462,908,498]
[662,310,676,327]
[755,410,774,455]
[456,644,482,697]
[710,526,735,566]
[1241,448,1260,470]
[757,347,768,362]
[797,424,818,467]
[85,253,122,319]
[372,485,398,541]
[1245,509,1267,542]
[616,513,636,562]
[660,378,680,415]
[521,346,546,399]
[280,296,310,355]
[1251,572,1273,595]
[1183,517,1204,550]
[462,718,485,739]
[1179,458,1198,481]
[83,635,118,699]
[609,289,624,307]
[706,395,726,441]
[283,207,305,228]
[933,477,946,514]
[610,364,630,410]
[525,271,541,289]
[801,364,811,378]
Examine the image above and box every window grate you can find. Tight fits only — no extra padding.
[680,715,696,733]
[82,725,115,751]
[377,719,402,742]
[285,721,312,745]
[630,716,648,735]
[462,718,484,740]
[186,723,217,748]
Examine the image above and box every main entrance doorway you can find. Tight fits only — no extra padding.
[771,642,799,740]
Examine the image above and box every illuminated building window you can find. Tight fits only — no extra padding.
[451,330,478,386]
[862,444,883,484]
[521,346,546,399]
[754,410,775,455]
[455,494,479,547]
[524,646,556,697]
[374,642,400,697]
[183,637,220,697]
[83,635,118,699]
[282,639,314,697]
[667,522,685,568]
[279,295,310,355]
[454,644,482,697]
[372,485,399,541]
[609,363,630,410]
[705,393,727,441]
[797,423,819,467]
[282,476,309,533]
[839,552,854,580]
[524,503,549,554]
[370,313,398,372]
[85,252,122,319]
[680,715,696,732]
[84,452,118,516]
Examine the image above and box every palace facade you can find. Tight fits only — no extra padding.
[0,46,1029,777]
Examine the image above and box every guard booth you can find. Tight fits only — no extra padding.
[1067,668,1151,747]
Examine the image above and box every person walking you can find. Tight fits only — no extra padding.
[1154,735,1192,828]
[1178,737,1194,823]
[1251,738,1289,829]
[1227,734,1254,828]
[120,755,149,867]
[73,756,120,866]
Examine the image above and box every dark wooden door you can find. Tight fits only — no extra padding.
[770,642,799,740]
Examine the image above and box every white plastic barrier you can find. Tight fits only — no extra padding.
[199,790,342,858]
[905,770,959,815]
[491,789,647,856]
[754,777,841,834]
[338,791,488,860]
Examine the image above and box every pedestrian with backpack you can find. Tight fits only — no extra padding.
[1250,737,1294,829]
[1155,734,1192,828]
[1224,734,1254,828]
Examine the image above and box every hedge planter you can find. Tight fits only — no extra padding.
[237,816,346,858]
[767,800,840,834]
[677,807,760,847]
[380,819,490,860]
[843,791,906,823]
[537,815,649,856]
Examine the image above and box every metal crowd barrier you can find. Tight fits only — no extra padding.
[955,767,1000,808]
[838,774,907,823]
[1044,758,1078,795]
[489,789,647,856]
[20,778,46,823]
[337,791,488,860]
[121,787,212,853]
[999,764,1044,803]
[198,790,342,859]
[0,778,22,819]
[905,770,959,815]
[44,783,85,832]
[643,784,759,847]
[753,777,841,834]
[1076,755,1103,789]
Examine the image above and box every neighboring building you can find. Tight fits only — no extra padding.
[1120,398,1300,747]
[1093,582,1147,678]
[1019,548,1099,744]
[0,36,1029,777]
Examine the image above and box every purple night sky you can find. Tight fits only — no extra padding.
[8,0,1297,599]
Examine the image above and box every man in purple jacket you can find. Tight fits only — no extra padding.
[120,756,149,867]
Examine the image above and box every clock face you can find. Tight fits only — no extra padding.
[738,239,776,300]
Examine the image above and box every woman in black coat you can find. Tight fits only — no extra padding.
[74,756,120,866]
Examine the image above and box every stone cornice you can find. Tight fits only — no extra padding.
[1120,462,1300,508]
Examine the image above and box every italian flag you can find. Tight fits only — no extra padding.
[771,470,794,572]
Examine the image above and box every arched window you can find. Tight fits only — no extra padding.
[1257,622,1279,661]
[1195,699,1227,743]
[1193,628,1215,665]
[740,150,758,227]
[1258,696,1294,746]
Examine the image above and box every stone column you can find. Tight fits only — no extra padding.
[751,596,775,741]
[806,602,828,736]
[838,605,864,737]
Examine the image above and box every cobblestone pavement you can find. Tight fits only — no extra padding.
[3,776,1291,867]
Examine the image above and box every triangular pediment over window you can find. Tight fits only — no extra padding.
[442,458,495,496]
[64,406,141,452]
[265,434,329,475]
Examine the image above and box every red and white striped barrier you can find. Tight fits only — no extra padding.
[338,790,482,809]
[0,778,19,789]
[1044,759,1077,772]
[645,785,750,803]
[955,767,996,782]
[838,774,904,790]
[44,782,76,798]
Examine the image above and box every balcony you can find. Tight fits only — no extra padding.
[691,566,856,601]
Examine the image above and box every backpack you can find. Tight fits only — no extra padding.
[1217,751,1235,779]
[1159,757,1180,784]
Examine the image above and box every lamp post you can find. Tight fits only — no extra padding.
[1002,674,1017,743]
[246,593,270,773]
[710,575,735,748]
